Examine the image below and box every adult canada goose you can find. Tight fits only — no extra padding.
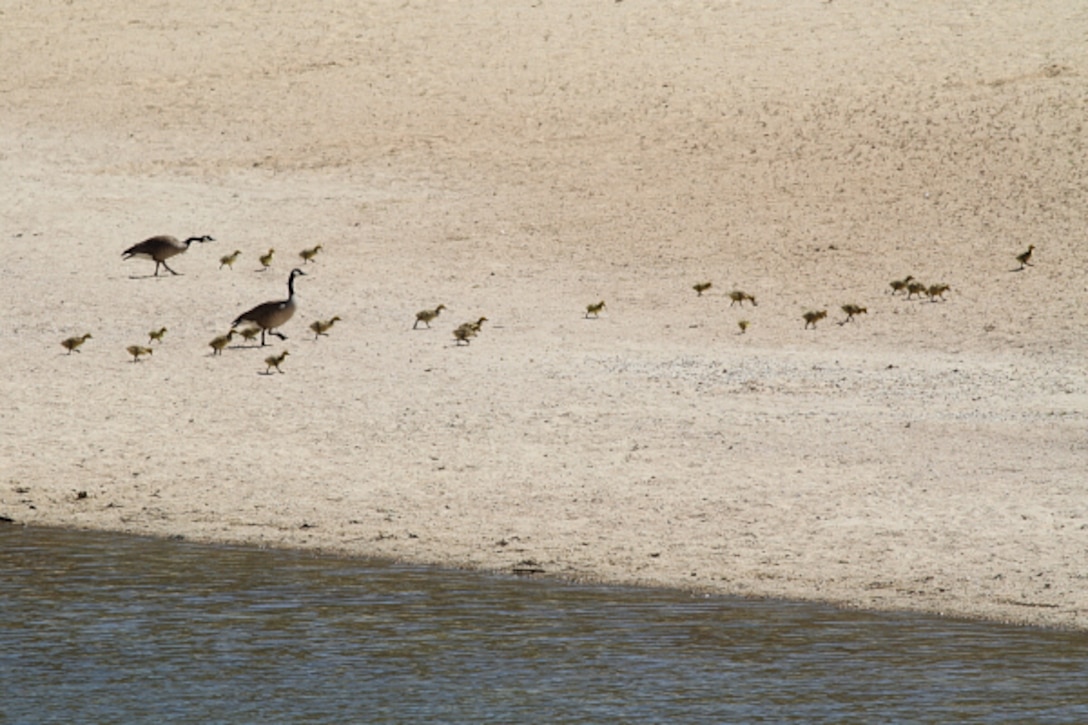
[122,235,213,276]
[259,248,275,270]
[729,290,756,307]
[585,301,606,318]
[692,282,712,296]
[264,350,289,374]
[61,333,92,354]
[414,304,446,329]
[209,330,236,356]
[219,250,242,270]
[310,316,341,339]
[231,268,306,346]
[127,345,153,362]
[1016,244,1035,270]
[802,310,828,329]
[299,245,323,263]
[148,327,167,344]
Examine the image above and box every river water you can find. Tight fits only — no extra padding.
[2,525,1085,723]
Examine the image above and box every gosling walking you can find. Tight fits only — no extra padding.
[841,304,867,322]
[209,330,236,356]
[310,316,342,339]
[126,345,153,362]
[122,235,213,276]
[889,275,914,295]
[148,327,167,344]
[1016,244,1035,270]
[585,301,606,318]
[729,290,756,307]
[258,248,275,271]
[803,310,828,329]
[219,250,242,270]
[692,282,712,296]
[299,245,323,263]
[414,304,446,329]
[264,350,289,374]
[61,333,92,354]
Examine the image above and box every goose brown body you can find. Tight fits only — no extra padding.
[232,268,306,346]
[122,235,213,276]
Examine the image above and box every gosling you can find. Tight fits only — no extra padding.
[841,304,867,322]
[585,301,606,318]
[264,350,289,374]
[299,245,323,263]
[61,333,93,354]
[927,283,950,301]
[126,345,154,362]
[1016,244,1034,270]
[905,281,928,300]
[737,320,750,334]
[148,327,167,344]
[238,326,263,345]
[729,290,757,307]
[692,282,712,296]
[219,250,242,270]
[803,310,828,329]
[209,330,236,356]
[310,316,342,339]
[258,248,275,270]
[453,317,488,345]
[889,275,914,295]
[414,304,446,329]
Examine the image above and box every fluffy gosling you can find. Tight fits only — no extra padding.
[841,304,867,322]
[889,275,914,295]
[264,350,289,374]
[905,281,927,300]
[414,304,446,329]
[803,310,828,329]
[209,330,236,356]
[299,245,323,263]
[148,327,167,344]
[238,326,263,344]
[693,282,712,296]
[61,333,93,354]
[729,290,757,307]
[927,284,950,301]
[737,320,750,334]
[453,317,488,345]
[585,301,606,318]
[1016,244,1034,270]
[127,345,153,362]
[310,316,342,339]
[258,248,275,270]
[219,250,242,270]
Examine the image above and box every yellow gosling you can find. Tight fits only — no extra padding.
[310,316,342,339]
[299,244,323,263]
[264,350,289,374]
[927,284,950,301]
[802,310,828,329]
[219,250,242,270]
[889,275,914,295]
[692,282,712,296]
[737,320,750,334]
[729,290,757,307]
[61,333,92,354]
[148,327,167,344]
[238,326,263,344]
[1016,244,1034,270]
[905,281,927,300]
[258,248,275,270]
[585,301,606,318]
[841,304,867,322]
[414,304,446,329]
[209,330,236,356]
[127,345,153,362]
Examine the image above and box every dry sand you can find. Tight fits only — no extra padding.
[2,1,1087,628]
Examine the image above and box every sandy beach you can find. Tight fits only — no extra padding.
[2,1,1086,628]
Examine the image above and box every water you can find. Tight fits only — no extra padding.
[2,525,1086,723]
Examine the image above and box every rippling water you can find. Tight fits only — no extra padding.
[2,525,1086,722]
